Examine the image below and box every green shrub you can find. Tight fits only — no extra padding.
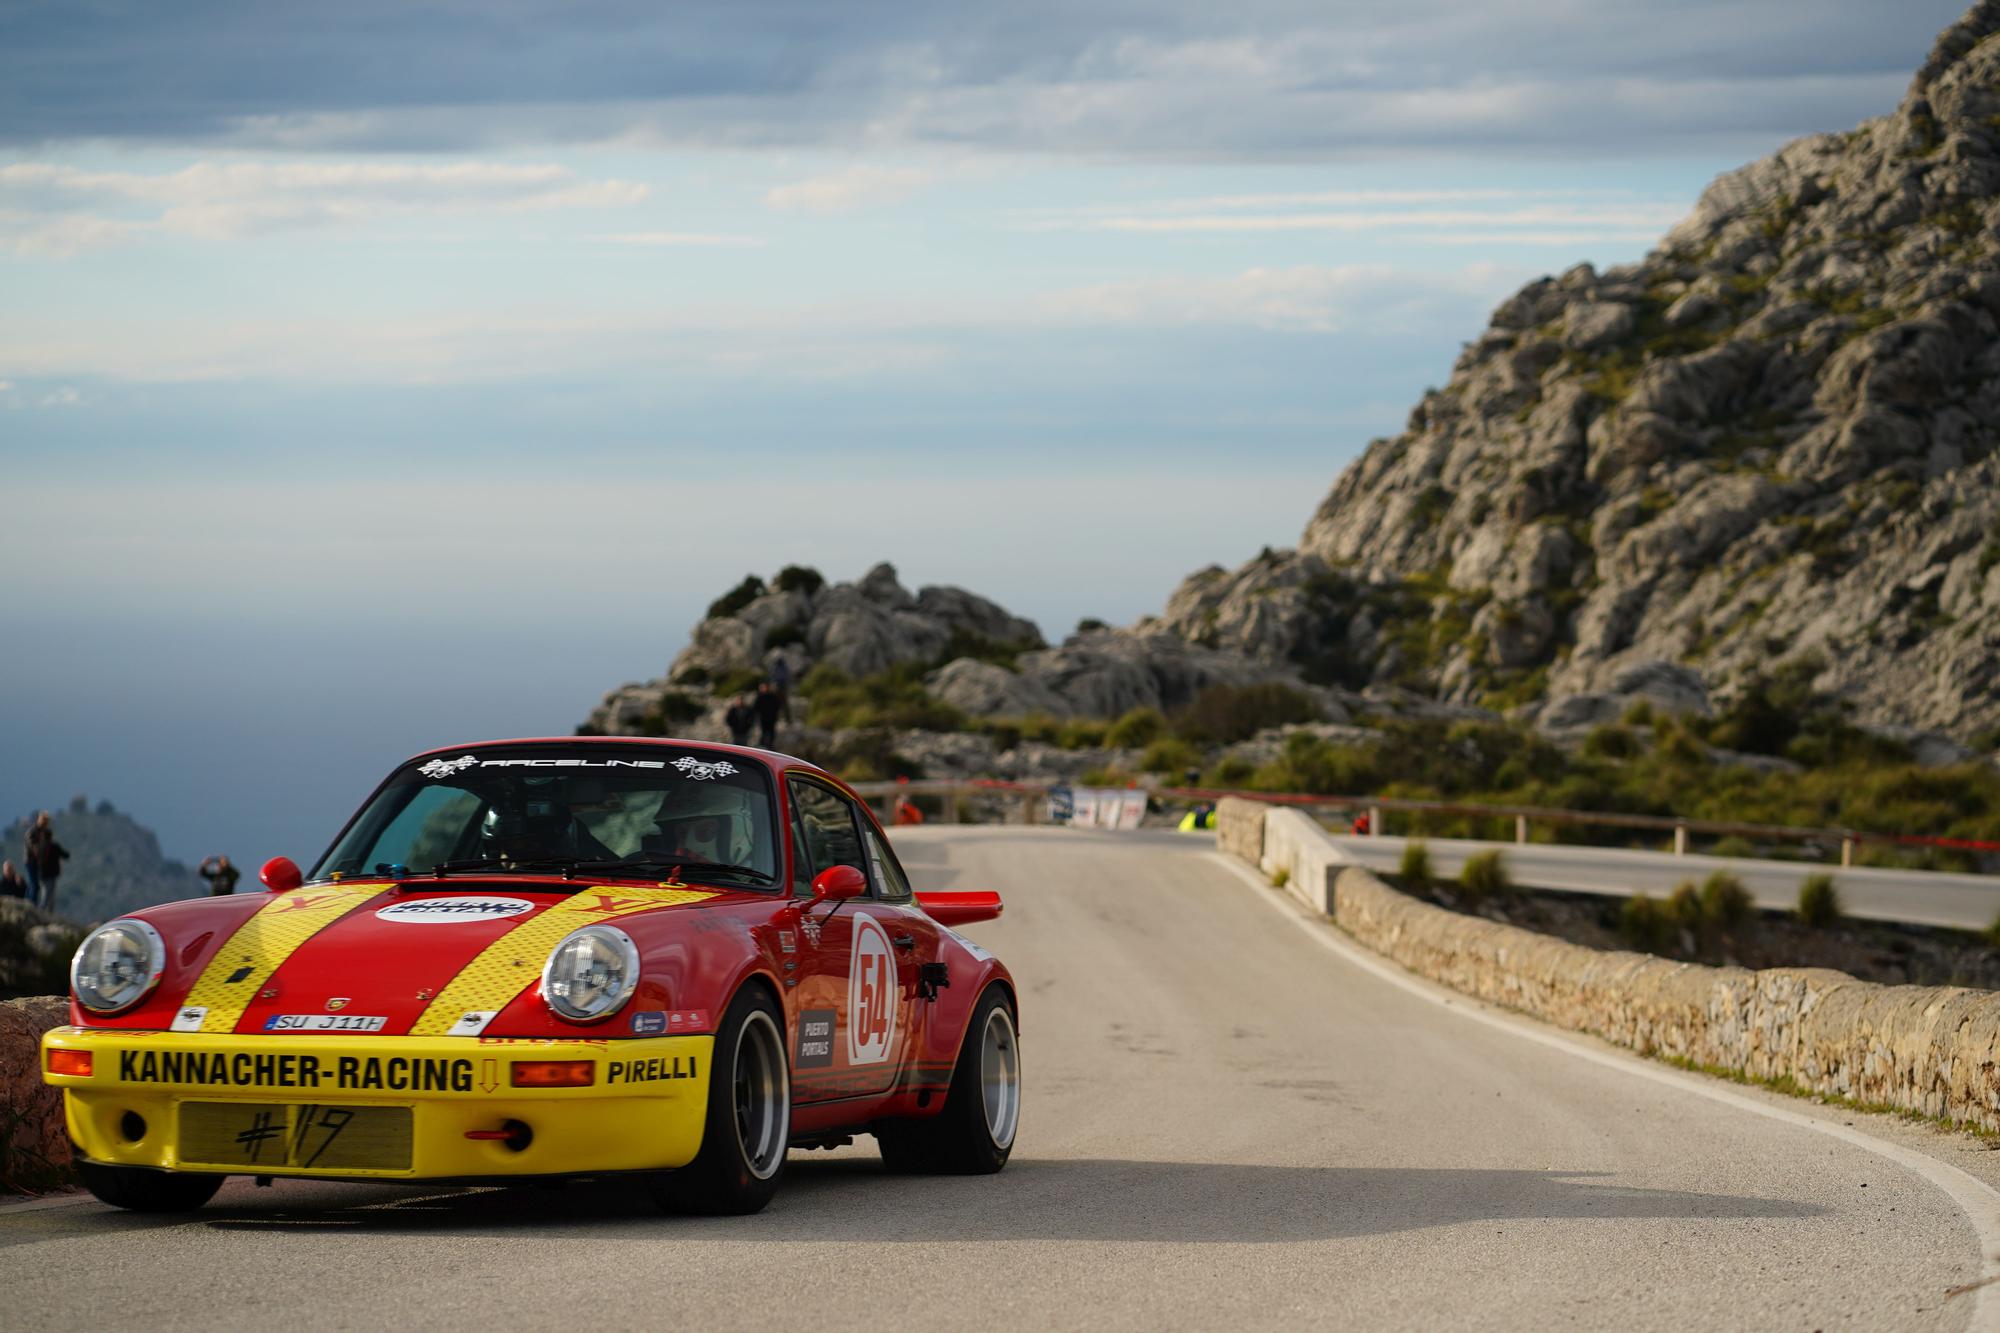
[713,667,763,697]
[1270,867,1290,889]
[1139,737,1200,774]
[1075,617,1108,634]
[798,663,966,732]
[1620,700,1657,727]
[1056,718,1111,750]
[1620,896,1672,953]
[1796,873,1842,928]
[764,623,806,650]
[706,574,768,621]
[1700,871,1755,930]
[1106,707,1168,749]
[1460,849,1512,902]
[1710,835,1755,859]
[1399,839,1433,889]
[1208,756,1257,787]
[1582,725,1640,760]
[1174,682,1321,744]
[1665,880,1703,930]
[772,564,825,596]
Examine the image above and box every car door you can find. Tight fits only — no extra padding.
[859,821,945,1098]
[787,778,914,1103]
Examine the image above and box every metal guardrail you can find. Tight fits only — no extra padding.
[849,778,2000,866]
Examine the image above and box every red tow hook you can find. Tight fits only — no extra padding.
[464,1119,533,1151]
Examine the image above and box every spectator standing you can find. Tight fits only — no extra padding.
[0,860,25,899]
[199,854,241,895]
[753,682,784,749]
[25,810,70,915]
[724,693,755,746]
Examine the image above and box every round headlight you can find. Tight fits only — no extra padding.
[71,920,166,1015]
[541,926,640,1023]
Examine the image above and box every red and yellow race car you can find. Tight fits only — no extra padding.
[41,738,1019,1214]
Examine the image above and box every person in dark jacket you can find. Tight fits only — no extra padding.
[25,811,70,915]
[753,682,784,749]
[0,861,26,899]
[199,854,241,895]
[724,694,755,746]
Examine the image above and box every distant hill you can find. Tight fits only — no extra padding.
[4,797,209,925]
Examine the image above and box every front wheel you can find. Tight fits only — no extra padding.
[77,1160,224,1213]
[877,985,1020,1175]
[648,986,790,1215]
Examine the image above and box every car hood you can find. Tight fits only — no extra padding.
[99,879,734,1037]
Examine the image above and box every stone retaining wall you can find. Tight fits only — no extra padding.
[1219,798,2000,1133]
[1,996,71,1192]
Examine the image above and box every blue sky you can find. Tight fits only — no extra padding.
[0,0,1970,872]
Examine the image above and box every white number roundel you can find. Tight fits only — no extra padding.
[847,912,898,1065]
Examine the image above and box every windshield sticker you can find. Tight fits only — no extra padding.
[418,755,694,779]
[375,897,536,925]
[672,757,738,780]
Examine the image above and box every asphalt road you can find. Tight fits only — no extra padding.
[4,827,1996,1330]
[1335,834,2000,931]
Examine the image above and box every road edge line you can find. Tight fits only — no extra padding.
[1206,848,2000,1332]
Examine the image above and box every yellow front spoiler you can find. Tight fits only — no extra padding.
[42,1026,712,1180]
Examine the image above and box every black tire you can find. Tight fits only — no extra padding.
[648,986,790,1215]
[876,985,1020,1175]
[77,1160,224,1213]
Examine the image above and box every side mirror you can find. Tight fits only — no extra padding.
[260,856,303,893]
[810,865,867,903]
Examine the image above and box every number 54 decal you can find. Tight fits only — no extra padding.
[848,913,898,1065]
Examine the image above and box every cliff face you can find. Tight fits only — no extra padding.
[1162,2,2000,742]
[592,5,2000,762]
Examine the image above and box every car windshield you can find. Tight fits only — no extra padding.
[310,748,779,887]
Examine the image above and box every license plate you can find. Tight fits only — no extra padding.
[262,1014,388,1033]
[179,1102,412,1171]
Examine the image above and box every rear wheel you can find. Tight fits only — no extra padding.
[648,986,790,1215]
[877,985,1020,1175]
[77,1160,224,1213]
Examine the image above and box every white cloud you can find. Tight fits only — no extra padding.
[0,262,1522,384]
[599,231,768,247]
[39,386,80,407]
[764,166,931,214]
[1037,263,1518,335]
[0,159,649,253]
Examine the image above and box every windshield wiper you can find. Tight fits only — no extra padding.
[568,857,776,885]
[428,857,585,878]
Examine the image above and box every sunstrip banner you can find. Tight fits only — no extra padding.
[406,885,716,1035]
[176,885,394,1034]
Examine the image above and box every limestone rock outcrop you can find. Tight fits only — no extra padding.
[1154,2,2000,745]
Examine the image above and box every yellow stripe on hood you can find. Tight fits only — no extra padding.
[181,885,393,1033]
[408,885,716,1035]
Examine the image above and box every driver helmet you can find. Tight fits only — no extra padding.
[650,784,758,865]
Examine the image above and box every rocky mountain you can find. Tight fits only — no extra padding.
[1156,1,2000,745]
[4,798,209,925]
[589,4,2000,776]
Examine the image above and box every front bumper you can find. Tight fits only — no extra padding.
[42,1026,712,1181]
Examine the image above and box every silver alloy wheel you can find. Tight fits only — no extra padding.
[979,1004,1021,1150]
[733,1009,789,1180]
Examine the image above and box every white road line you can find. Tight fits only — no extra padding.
[1206,849,2000,1332]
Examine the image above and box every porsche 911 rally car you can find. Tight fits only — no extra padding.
[42,738,1019,1214]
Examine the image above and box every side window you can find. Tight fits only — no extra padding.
[789,780,866,895]
[863,828,912,901]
